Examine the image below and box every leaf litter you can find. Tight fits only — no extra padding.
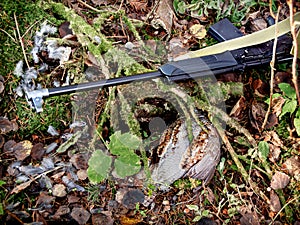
[0,1,300,225]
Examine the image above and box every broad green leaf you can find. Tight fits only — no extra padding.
[186,204,199,211]
[0,180,6,187]
[192,215,202,222]
[265,93,282,105]
[109,131,141,155]
[278,83,296,99]
[296,108,300,118]
[280,99,297,119]
[294,118,300,136]
[114,154,141,178]
[87,150,112,183]
[258,141,269,161]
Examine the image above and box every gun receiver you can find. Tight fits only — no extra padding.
[26,18,294,112]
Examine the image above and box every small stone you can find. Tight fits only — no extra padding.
[125,42,135,50]
[52,184,67,197]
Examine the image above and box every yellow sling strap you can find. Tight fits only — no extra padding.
[176,12,300,60]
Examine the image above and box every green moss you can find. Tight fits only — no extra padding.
[14,95,71,139]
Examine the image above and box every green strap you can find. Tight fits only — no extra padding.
[176,12,300,60]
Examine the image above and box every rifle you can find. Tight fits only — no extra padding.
[26,14,299,112]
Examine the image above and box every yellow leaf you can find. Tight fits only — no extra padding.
[189,24,207,39]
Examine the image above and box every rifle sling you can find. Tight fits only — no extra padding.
[176,12,300,60]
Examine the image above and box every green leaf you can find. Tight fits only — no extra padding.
[296,108,300,118]
[114,154,141,178]
[280,99,297,119]
[278,83,296,99]
[192,215,202,222]
[265,93,282,105]
[0,180,6,187]
[294,118,300,136]
[87,150,112,183]
[109,131,141,155]
[258,141,269,162]
[186,204,199,211]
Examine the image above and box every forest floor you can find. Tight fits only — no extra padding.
[0,0,300,224]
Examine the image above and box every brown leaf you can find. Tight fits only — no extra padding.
[52,205,70,219]
[31,143,45,160]
[230,96,247,121]
[282,156,300,180]
[11,179,33,194]
[0,134,4,148]
[272,96,285,117]
[129,0,148,12]
[3,140,17,154]
[68,195,80,204]
[91,0,108,6]
[239,205,259,225]
[252,79,269,97]
[0,117,18,134]
[71,207,90,225]
[36,192,55,206]
[59,21,73,38]
[270,171,290,190]
[263,131,283,163]
[92,212,114,225]
[70,153,89,170]
[270,190,281,212]
[13,140,32,161]
[52,184,67,197]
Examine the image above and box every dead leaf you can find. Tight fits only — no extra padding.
[270,190,281,212]
[272,96,285,117]
[189,24,207,39]
[68,195,80,204]
[0,117,18,134]
[11,179,33,194]
[0,134,4,148]
[70,153,89,170]
[230,96,247,121]
[129,0,148,12]
[59,21,73,38]
[119,215,142,225]
[52,184,67,197]
[71,207,91,225]
[252,79,269,97]
[13,140,33,161]
[239,205,260,225]
[36,192,55,206]
[31,143,45,160]
[91,0,108,6]
[263,131,283,163]
[92,212,114,225]
[270,171,290,190]
[282,156,300,180]
[52,205,70,219]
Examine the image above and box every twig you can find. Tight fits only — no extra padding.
[21,20,40,39]
[262,5,281,130]
[77,0,102,13]
[287,0,300,105]
[14,13,30,69]
[215,122,270,204]
[269,196,298,224]
[0,28,17,43]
